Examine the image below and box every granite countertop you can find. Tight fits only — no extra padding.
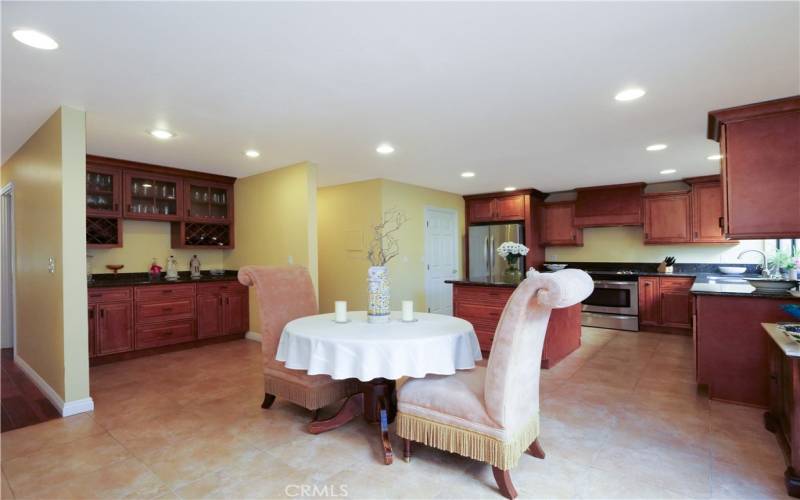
[690,274,800,300]
[446,280,518,288]
[88,271,240,288]
[763,323,800,358]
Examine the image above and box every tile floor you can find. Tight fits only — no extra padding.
[0,328,789,499]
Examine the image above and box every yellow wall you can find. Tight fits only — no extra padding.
[317,180,383,312]
[0,106,89,403]
[545,226,767,264]
[317,179,465,313]
[223,162,318,333]
[381,180,465,310]
[89,220,224,273]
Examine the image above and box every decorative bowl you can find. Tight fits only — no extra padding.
[544,264,568,271]
[745,278,797,293]
[719,266,747,275]
[783,304,800,320]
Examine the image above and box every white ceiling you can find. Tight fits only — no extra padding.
[2,1,798,194]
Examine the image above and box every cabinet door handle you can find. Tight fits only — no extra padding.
[100,308,105,318]
[694,231,698,238]
[226,297,230,305]
[127,204,132,212]
[187,209,191,216]
[161,307,173,313]
[89,309,94,319]
[219,297,223,306]
[718,217,724,229]
[645,283,651,286]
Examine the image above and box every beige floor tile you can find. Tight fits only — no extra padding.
[581,466,689,499]
[2,434,131,498]
[1,471,14,500]
[711,457,788,499]
[606,407,711,458]
[0,413,105,462]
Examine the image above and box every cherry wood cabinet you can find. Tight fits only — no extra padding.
[708,96,800,239]
[96,302,134,356]
[466,195,526,223]
[184,179,233,223]
[643,193,692,244]
[542,202,582,246]
[86,163,122,217]
[638,277,661,327]
[573,183,645,227]
[123,170,183,222]
[451,283,581,368]
[88,280,248,363]
[196,282,249,338]
[638,276,694,331]
[688,178,728,243]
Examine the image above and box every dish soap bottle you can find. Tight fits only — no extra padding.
[165,255,179,281]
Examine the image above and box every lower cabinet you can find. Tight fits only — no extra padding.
[88,280,248,362]
[452,283,582,368]
[638,276,695,331]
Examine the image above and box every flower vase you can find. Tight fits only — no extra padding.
[367,266,390,323]
[503,257,523,284]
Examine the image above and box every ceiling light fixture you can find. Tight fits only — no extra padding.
[614,88,646,102]
[660,169,677,175]
[12,29,59,50]
[149,129,174,140]
[646,144,668,152]
[244,150,260,158]
[461,172,475,178]
[376,143,395,155]
[504,186,517,192]
[707,154,723,160]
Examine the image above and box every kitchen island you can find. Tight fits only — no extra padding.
[447,279,582,368]
[692,278,799,407]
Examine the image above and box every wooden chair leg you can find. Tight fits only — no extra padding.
[492,467,518,499]
[261,393,276,409]
[403,438,412,462]
[527,438,545,459]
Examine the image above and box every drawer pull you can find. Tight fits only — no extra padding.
[89,293,101,298]
[161,307,174,313]
[161,290,173,294]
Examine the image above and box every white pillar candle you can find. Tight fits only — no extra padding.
[402,300,414,322]
[335,301,348,323]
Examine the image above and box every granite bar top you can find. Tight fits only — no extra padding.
[88,270,240,288]
[763,323,800,358]
[690,275,799,300]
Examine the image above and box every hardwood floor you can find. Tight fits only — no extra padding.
[1,349,59,432]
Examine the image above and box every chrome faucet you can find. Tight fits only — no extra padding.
[738,250,772,278]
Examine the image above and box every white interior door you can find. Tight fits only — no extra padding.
[1,184,16,350]
[425,207,458,315]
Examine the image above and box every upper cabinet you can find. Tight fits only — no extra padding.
[467,195,525,222]
[573,183,645,227]
[184,179,233,223]
[708,96,800,239]
[86,163,122,217]
[686,177,728,243]
[643,193,691,244]
[123,170,183,221]
[542,202,582,246]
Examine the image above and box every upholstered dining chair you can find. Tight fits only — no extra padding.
[238,265,360,419]
[396,269,593,499]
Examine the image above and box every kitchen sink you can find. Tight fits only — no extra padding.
[745,278,798,293]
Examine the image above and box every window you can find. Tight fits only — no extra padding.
[765,239,799,255]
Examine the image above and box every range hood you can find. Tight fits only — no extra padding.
[573,183,645,227]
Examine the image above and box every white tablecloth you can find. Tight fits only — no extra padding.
[276,311,482,381]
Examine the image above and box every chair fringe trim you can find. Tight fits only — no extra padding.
[396,412,539,470]
[265,377,360,410]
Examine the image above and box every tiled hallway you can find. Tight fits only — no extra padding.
[0,329,788,499]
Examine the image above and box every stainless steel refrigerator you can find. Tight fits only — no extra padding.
[468,223,524,283]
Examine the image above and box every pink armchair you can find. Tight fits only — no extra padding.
[396,269,594,498]
[238,265,360,417]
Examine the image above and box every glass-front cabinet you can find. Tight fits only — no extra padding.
[184,179,233,222]
[123,170,183,221]
[86,164,122,217]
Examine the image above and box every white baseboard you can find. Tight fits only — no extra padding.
[245,331,262,342]
[14,354,94,417]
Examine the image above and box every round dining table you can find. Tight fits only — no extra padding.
[276,310,482,464]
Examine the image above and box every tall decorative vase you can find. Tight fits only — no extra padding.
[367,266,390,323]
[503,256,523,284]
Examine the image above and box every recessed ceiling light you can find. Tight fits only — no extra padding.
[707,154,723,160]
[376,143,395,155]
[461,172,475,178]
[244,150,260,158]
[504,186,517,192]
[614,88,646,102]
[660,169,677,175]
[646,144,668,152]
[12,29,58,50]
[149,129,174,140]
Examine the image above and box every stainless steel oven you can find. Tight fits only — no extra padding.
[581,279,639,331]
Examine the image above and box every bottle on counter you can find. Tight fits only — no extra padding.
[190,254,201,279]
[165,255,179,281]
